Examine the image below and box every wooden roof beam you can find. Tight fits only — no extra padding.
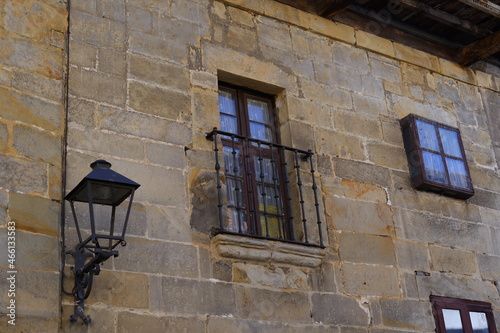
[399,0,491,37]
[457,30,500,66]
[317,0,358,18]
[458,0,500,18]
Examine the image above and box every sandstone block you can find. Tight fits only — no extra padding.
[9,192,60,236]
[114,236,199,277]
[395,240,430,272]
[13,124,62,166]
[316,128,365,161]
[0,155,47,194]
[477,254,500,281]
[227,25,258,54]
[128,80,190,120]
[69,67,126,106]
[0,122,7,151]
[378,299,434,330]
[430,245,477,275]
[129,55,190,91]
[117,312,205,333]
[11,71,63,102]
[98,48,126,77]
[342,262,400,297]
[335,110,382,140]
[97,0,126,22]
[70,11,126,51]
[312,293,369,326]
[353,93,386,117]
[394,43,440,72]
[334,158,392,187]
[5,231,59,271]
[129,30,188,64]
[339,232,395,265]
[367,141,407,170]
[127,5,154,33]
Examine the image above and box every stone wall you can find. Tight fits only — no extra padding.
[0,0,68,331]
[1,0,499,332]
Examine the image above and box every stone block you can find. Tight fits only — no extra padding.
[326,197,393,235]
[13,124,62,166]
[477,254,500,281]
[394,43,440,72]
[68,127,145,160]
[96,105,192,145]
[307,15,355,45]
[67,96,97,128]
[127,5,154,33]
[98,48,126,77]
[145,142,186,169]
[0,122,7,151]
[117,312,205,333]
[339,232,395,265]
[233,263,310,290]
[228,6,255,26]
[370,55,402,82]
[356,30,395,58]
[11,71,63,102]
[69,67,126,106]
[0,315,59,333]
[235,286,310,322]
[10,192,60,237]
[114,236,198,277]
[71,0,97,14]
[161,277,235,315]
[60,304,115,333]
[0,155,48,194]
[353,93,386,117]
[316,128,365,161]
[335,110,382,140]
[439,58,476,84]
[129,54,190,92]
[299,79,352,109]
[342,262,400,297]
[97,0,126,22]
[70,11,126,50]
[429,245,477,275]
[129,30,188,64]
[226,24,258,54]
[367,141,407,170]
[128,80,190,120]
[86,270,149,309]
[0,30,63,80]
[189,169,220,234]
[0,267,59,317]
[333,158,392,187]
[0,86,62,131]
[395,240,430,272]
[395,209,491,253]
[361,76,385,98]
[378,299,434,330]
[312,293,369,326]
[337,179,387,204]
[468,188,500,211]
[4,0,67,39]
[415,272,499,306]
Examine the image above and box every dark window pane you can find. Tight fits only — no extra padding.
[443,309,464,333]
[439,128,463,158]
[470,312,489,333]
[422,151,447,184]
[250,122,272,142]
[223,146,242,176]
[254,156,276,183]
[417,120,440,151]
[446,158,470,189]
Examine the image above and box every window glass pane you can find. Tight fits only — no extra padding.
[226,207,248,233]
[422,151,447,184]
[470,312,489,333]
[439,128,463,158]
[417,120,440,151]
[257,185,282,212]
[219,90,236,115]
[250,122,273,142]
[223,146,242,176]
[446,158,470,189]
[248,98,271,124]
[220,114,238,135]
[443,309,464,333]
[254,156,277,183]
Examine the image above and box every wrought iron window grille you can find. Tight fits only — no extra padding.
[207,128,325,248]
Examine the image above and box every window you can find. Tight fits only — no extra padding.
[400,114,474,199]
[431,296,498,333]
[206,83,324,247]
[217,83,288,239]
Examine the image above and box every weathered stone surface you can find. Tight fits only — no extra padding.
[0,155,47,194]
[312,293,370,326]
[69,67,126,106]
[146,205,191,242]
[9,192,59,236]
[128,80,191,120]
[342,263,400,297]
[13,124,62,166]
[378,299,434,330]
[235,286,310,322]
[117,312,205,333]
[70,11,126,50]
[114,236,199,277]
[316,128,365,160]
[233,263,310,290]
[333,158,392,187]
[161,277,235,315]
[129,54,191,91]
[395,240,430,272]
[477,254,500,281]
[339,232,395,265]
[429,245,478,275]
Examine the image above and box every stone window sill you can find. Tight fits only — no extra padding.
[211,233,326,268]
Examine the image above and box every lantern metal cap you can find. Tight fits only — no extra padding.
[65,160,140,206]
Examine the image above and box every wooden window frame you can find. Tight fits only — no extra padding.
[431,295,498,333]
[400,114,474,199]
[218,83,292,239]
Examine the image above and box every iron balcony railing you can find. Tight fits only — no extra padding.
[206,128,324,248]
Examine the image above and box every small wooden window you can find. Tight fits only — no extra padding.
[400,114,474,199]
[431,296,497,333]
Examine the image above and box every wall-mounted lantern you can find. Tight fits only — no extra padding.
[65,160,140,324]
